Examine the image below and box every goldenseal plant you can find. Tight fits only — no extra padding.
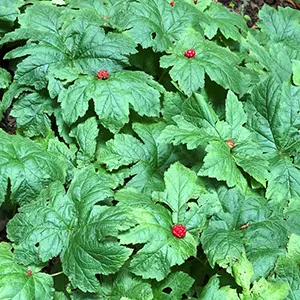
[0,0,299,299]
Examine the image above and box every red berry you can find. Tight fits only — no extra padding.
[184,49,196,58]
[103,15,108,20]
[172,224,186,238]
[170,1,175,6]
[226,139,235,149]
[26,269,32,276]
[194,0,197,3]
[96,69,109,80]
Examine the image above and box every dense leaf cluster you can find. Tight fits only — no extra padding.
[0,0,299,299]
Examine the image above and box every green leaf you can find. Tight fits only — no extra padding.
[258,5,300,52]
[153,161,203,223]
[266,156,300,201]
[161,92,269,188]
[0,82,32,121]
[159,94,219,149]
[275,235,300,300]
[124,0,197,51]
[198,126,268,188]
[54,292,69,300]
[287,234,300,262]
[244,34,293,83]
[158,115,213,150]
[284,199,300,236]
[152,271,194,300]
[199,275,239,300]
[64,226,132,292]
[99,133,145,170]
[58,77,92,126]
[0,175,7,206]
[67,166,117,217]
[11,92,53,137]
[116,163,203,281]
[216,186,270,227]
[70,117,99,166]
[199,140,248,188]
[2,4,67,89]
[201,2,248,41]
[59,71,163,132]
[18,2,65,35]
[99,123,175,194]
[233,254,254,291]
[92,71,163,132]
[67,27,137,74]
[250,278,289,300]
[193,0,212,11]
[3,3,137,90]
[233,134,269,188]
[275,257,300,300]
[107,268,153,300]
[7,167,132,292]
[160,29,248,95]
[0,67,11,89]
[0,129,66,205]
[201,219,244,268]
[66,0,132,30]
[162,92,185,124]
[226,91,247,132]
[201,186,274,274]
[0,0,23,22]
[0,242,54,299]
[245,76,299,189]
[78,264,154,300]
[244,218,288,279]
[47,137,77,181]
[7,182,75,265]
[0,0,23,37]
[292,60,300,86]
[183,93,219,128]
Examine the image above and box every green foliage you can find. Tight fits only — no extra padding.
[0,242,54,299]
[116,163,203,280]
[160,29,248,95]
[0,129,66,205]
[0,0,299,299]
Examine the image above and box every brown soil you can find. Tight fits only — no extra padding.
[217,0,299,27]
[0,107,16,134]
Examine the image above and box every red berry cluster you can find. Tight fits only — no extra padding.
[172,224,186,238]
[170,1,175,6]
[97,69,109,80]
[184,49,196,58]
[26,269,32,276]
[226,139,235,149]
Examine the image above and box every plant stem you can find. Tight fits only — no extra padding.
[50,271,64,277]
[158,68,168,83]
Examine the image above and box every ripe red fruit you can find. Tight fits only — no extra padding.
[184,49,196,58]
[26,269,32,276]
[172,224,186,238]
[97,69,109,80]
[226,139,235,149]
[170,1,175,6]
